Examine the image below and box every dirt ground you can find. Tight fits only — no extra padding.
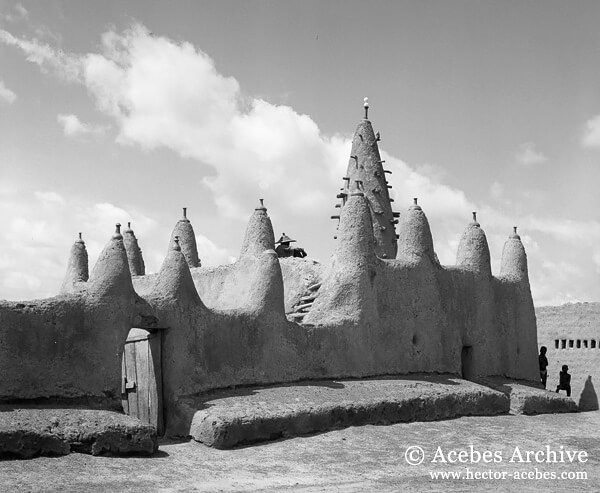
[2,411,599,492]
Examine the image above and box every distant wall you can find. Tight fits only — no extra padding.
[537,303,600,411]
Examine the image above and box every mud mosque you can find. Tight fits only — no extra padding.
[0,99,578,456]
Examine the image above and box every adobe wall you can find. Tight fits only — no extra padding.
[0,232,155,406]
[190,261,256,311]
[278,257,323,313]
[0,192,540,437]
[162,194,538,410]
[0,295,145,405]
[184,256,322,316]
[536,302,600,411]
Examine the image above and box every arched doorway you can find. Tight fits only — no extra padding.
[461,345,474,381]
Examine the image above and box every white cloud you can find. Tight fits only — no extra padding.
[0,29,81,81]
[14,3,28,18]
[532,260,588,307]
[522,216,600,246]
[2,3,28,23]
[0,186,239,299]
[0,188,168,300]
[34,191,65,205]
[380,150,478,265]
[515,142,547,166]
[2,24,600,306]
[582,115,600,148]
[593,250,600,274]
[75,23,350,229]
[196,234,236,267]
[0,79,16,104]
[541,260,584,280]
[57,113,108,137]
[413,162,447,183]
[3,271,41,293]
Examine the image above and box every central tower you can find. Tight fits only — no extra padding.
[333,98,398,258]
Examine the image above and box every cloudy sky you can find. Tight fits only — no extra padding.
[1,0,599,306]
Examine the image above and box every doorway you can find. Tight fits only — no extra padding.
[461,345,474,381]
[121,328,164,435]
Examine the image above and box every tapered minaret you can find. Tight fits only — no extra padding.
[169,207,201,268]
[60,232,89,293]
[151,236,202,306]
[396,198,436,263]
[500,227,529,283]
[456,212,492,277]
[333,98,398,259]
[499,226,538,380]
[305,185,378,325]
[123,222,145,276]
[239,199,275,258]
[88,223,136,298]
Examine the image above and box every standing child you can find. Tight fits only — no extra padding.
[555,364,571,397]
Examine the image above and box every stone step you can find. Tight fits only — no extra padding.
[295,302,313,312]
[478,377,579,415]
[0,407,158,459]
[185,375,515,449]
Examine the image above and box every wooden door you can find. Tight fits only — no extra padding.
[121,328,164,435]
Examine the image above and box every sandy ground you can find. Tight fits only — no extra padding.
[2,411,599,492]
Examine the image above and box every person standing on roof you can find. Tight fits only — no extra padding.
[275,233,307,258]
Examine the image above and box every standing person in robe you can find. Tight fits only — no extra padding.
[539,346,548,389]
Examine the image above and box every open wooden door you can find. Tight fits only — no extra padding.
[121,328,164,435]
